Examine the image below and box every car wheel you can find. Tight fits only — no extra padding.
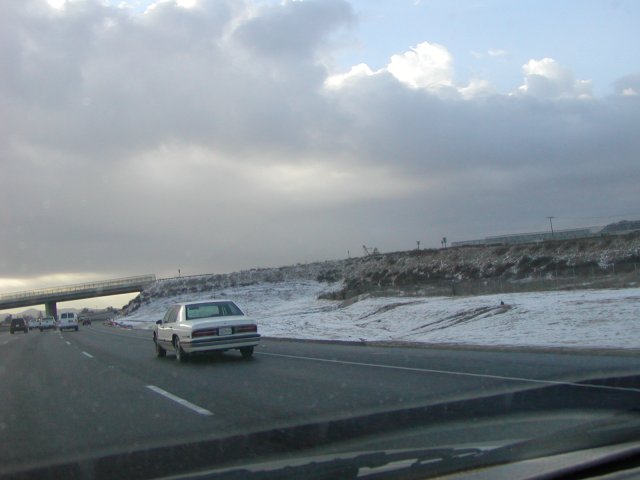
[240,346,254,359]
[40,328,43,332]
[75,327,79,331]
[154,336,166,358]
[174,337,188,362]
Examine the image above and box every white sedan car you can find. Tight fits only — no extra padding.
[153,300,260,362]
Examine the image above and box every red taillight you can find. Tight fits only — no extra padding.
[234,325,257,333]
[193,329,218,338]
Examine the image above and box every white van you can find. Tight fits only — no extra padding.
[58,312,79,332]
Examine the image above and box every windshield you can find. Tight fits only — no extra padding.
[1,1,639,479]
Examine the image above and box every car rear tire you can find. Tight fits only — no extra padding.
[240,346,254,359]
[154,336,166,358]
[175,337,188,362]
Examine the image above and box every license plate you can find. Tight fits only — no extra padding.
[218,327,232,336]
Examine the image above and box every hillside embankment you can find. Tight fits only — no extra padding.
[123,232,640,314]
[329,231,640,299]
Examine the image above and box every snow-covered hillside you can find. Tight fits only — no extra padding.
[123,233,640,315]
[120,281,640,350]
[116,234,640,350]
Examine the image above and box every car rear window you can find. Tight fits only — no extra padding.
[185,302,243,320]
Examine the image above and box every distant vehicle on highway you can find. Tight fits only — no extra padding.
[58,312,79,332]
[81,318,92,326]
[40,316,56,332]
[153,300,260,362]
[29,319,40,330]
[10,317,28,334]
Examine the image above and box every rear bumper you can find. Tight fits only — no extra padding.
[59,325,78,330]
[182,333,261,353]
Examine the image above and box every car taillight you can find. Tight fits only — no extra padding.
[193,329,218,338]
[234,325,257,333]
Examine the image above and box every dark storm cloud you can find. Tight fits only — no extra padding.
[1,0,638,284]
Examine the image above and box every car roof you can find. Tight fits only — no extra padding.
[172,299,239,307]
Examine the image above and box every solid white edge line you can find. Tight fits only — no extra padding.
[256,352,640,394]
[82,351,94,358]
[146,385,213,416]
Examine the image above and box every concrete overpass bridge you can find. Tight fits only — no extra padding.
[0,274,156,318]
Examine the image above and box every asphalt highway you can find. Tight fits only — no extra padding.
[1,323,639,477]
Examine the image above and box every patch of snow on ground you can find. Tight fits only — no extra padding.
[120,282,640,349]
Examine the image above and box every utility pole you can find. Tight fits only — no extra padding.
[546,216,555,238]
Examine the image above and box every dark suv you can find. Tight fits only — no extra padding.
[10,318,28,334]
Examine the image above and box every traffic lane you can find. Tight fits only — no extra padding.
[0,330,243,476]
[85,322,640,382]
[0,328,31,345]
[83,322,640,385]
[61,325,640,436]
[5,325,639,474]
[68,326,533,432]
[76,323,640,404]
[256,337,640,386]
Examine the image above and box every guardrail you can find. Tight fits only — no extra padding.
[0,274,156,303]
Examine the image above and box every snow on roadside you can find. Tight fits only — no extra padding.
[119,282,640,350]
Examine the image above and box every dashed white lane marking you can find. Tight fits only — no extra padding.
[146,385,213,416]
[81,351,94,358]
[65,341,71,345]
[257,352,640,394]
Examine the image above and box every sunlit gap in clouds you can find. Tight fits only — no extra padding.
[46,0,65,8]
[0,272,116,292]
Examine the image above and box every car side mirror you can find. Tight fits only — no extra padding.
[156,320,162,325]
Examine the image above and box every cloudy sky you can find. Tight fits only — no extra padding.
[1,0,639,305]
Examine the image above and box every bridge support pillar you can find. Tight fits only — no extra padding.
[45,301,58,319]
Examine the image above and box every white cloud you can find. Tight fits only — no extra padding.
[387,41,454,90]
[458,78,493,99]
[324,63,378,89]
[622,87,638,96]
[517,58,592,100]
[328,41,478,98]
